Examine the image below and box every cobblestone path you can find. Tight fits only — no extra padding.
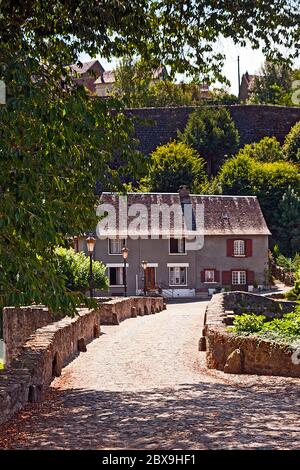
[0,300,300,450]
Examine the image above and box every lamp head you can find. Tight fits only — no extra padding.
[141,260,148,270]
[122,246,129,260]
[86,236,96,254]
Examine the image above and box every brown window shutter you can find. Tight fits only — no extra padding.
[247,270,255,285]
[222,271,231,285]
[201,270,205,283]
[215,270,220,283]
[227,239,234,257]
[245,239,253,257]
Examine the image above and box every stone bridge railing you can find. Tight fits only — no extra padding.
[200,292,300,377]
[0,296,164,426]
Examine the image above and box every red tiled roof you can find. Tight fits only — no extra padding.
[95,71,115,84]
[70,60,102,75]
[98,193,271,236]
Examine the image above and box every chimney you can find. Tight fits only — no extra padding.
[178,185,190,203]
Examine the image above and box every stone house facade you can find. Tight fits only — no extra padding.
[76,188,271,298]
[239,72,257,101]
[70,60,104,93]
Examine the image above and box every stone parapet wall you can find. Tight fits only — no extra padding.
[202,292,299,377]
[3,306,56,365]
[221,291,296,317]
[0,296,164,426]
[98,297,164,325]
[12,308,101,390]
[205,325,300,377]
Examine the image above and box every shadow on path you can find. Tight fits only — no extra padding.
[0,379,299,450]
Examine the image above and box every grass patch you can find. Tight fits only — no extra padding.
[230,306,300,346]
[0,360,4,370]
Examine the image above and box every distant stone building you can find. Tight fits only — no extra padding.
[70,60,104,93]
[239,72,257,101]
[95,65,169,98]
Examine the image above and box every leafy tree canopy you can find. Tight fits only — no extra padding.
[178,107,240,175]
[113,58,239,107]
[238,136,284,162]
[0,0,299,311]
[248,61,300,106]
[146,141,207,193]
[216,154,300,254]
[54,247,108,294]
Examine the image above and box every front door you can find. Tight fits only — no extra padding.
[145,267,156,290]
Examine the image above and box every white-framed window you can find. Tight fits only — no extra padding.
[169,238,186,254]
[234,240,245,257]
[232,271,247,285]
[108,238,126,254]
[205,270,215,283]
[109,267,124,286]
[169,266,187,286]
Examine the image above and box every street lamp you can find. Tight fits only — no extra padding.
[86,236,96,298]
[141,260,148,296]
[122,246,129,297]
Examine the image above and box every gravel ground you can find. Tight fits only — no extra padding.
[0,300,300,450]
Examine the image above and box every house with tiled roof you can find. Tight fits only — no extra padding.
[76,186,270,298]
[239,72,258,101]
[95,65,168,98]
[70,59,104,93]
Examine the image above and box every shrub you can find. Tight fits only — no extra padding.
[147,140,207,193]
[54,247,108,293]
[232,314,266,334]
[283,121,300,164]
[285,269,300,300]
[262,312,300,337]
[232,307,300,344]
[238,137,284,163]
[216,154,300,254]
[178,107,240,175]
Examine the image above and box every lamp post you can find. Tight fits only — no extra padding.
[86,236,96,298]
[122,246,129,297]
[141,260,148,296]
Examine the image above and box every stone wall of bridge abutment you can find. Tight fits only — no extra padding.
[202,292,299,377]
[0,296,164,426]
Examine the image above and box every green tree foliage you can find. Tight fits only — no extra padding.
[112,57,153,108]
[232,309,300,343]
[248,61,300,106]
[275,187,300,256]
[0,1,299,311]
[178,108,240,175]
[216,155,300,253]
[113,60,240,107]
[238,137,284,162]
[274,249,300,273]
[207,89,239,105]
[54,248,108,293]
[283,121,300,163]
[286,271,300,300]
[147,80,196,107]
[147,141,207,193]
